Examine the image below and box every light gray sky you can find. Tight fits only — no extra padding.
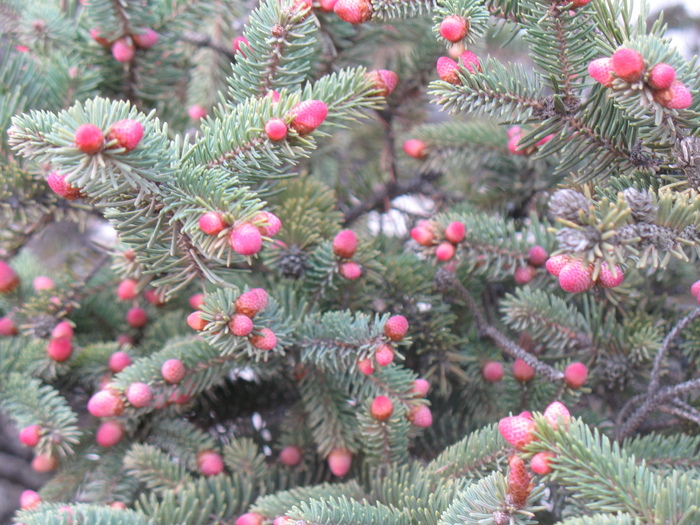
[649,0,699,14]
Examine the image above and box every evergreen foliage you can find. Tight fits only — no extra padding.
[3,0,700,523]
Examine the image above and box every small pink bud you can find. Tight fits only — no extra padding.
[132,28,158,49]
[403,139,428,159]
[229,223,263,256]
[439,15,469,42]
[188,104,208,120]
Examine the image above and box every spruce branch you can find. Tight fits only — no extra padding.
[434,269,564,382]
[648,308,700,397]
[660,399,700,427]
[616,308,700,439]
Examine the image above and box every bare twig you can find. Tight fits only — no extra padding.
[435,269,565,382]
[660,399,700,427]
[648,309,700,396]
[616,309,700,439]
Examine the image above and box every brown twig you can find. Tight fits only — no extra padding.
[435,269,564,382]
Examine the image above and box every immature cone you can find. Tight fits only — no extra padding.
[108,119,144,152]
[47,337,73,362]
[530,452,555,475]
[507,455,532,507]
[339,261,362,280]
[0,262,18,293]
[413,378,430,397]
[370,395,394,421]
[229,314,254,337]
[126,307,148,328]
[132,28,158,48]
[439,15,469,42]
[482,361,504,382]
[403,139,428,159]
[189,293,205,309]
[198,450,225,476]
[32,276,53,291]
[47,172,83,200]
[357,358,374,375]
[528,246,548,267]
[564,362,588,389]
[588,57,614,87]
[229,223,263,256]
[265,118,288,141]
[665,81,693,110]
[611,48,645,83]
[436,56,461,85]
[512,359,535,382]
[327,448,352,476]
[385,315,408,341]
[187,311,208,331]
[109,351,132,373]
[334,0,372,24]
[188,104,208,120]
[51,321,73,340]
[514,265,536,285]
[126,382,152,408]
[375,344,394,366]
[367,70,399,97]
[20,490,42,510]
[289,100,328,135]
[235,290,266,317]
[498,415,536,450]
[444,221,466,244]
[0,316,17,336]
[459,50,481,73]
[74,123,104,154]
[32,453,58,473]
[117,278,138,300]
[408,404,432,427]
[598,262,624,288]
[254,211,282,237]
[161,358,186,384]
[543,401,571,430]
[279,445,303,466]
[199,212,226,235]
[111,38,135,63]
[144,289,164,306]
[411,225,434,246]
[691,279,700,298]
[250,328,277,350]
[545,254,571,277]
[88,390,125,417]
[333,229,358,258]
[90,29,110,47]
[558,262,593,293]
[648,63,676,90]
[236,513,264,525]
[435,242,455,261]
[96,420,125,447]
[232,36,249,56]
[19,425,42,447]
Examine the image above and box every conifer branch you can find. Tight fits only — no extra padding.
[660,399,700,427]
[434,269,564,382]
[647,308,700,397]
